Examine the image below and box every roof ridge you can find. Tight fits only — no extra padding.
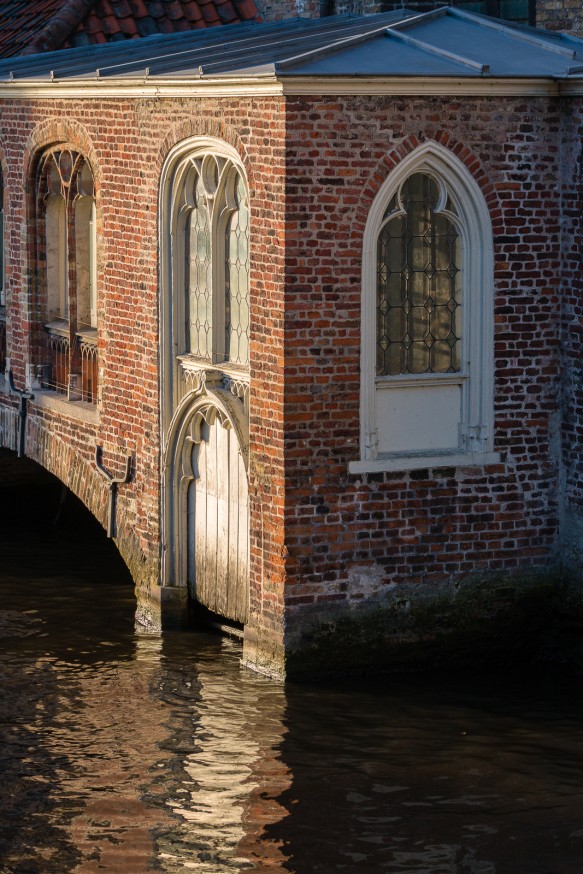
[21,0,97,55]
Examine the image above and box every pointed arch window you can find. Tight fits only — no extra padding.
[350,144,499,474]
[39,149,97,404]
[176,151,250,369]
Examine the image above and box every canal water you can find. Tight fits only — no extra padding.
[1,464,583,873]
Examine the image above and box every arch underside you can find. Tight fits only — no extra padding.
[0,403,146,585]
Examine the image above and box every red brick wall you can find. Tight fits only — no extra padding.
[0,95,288,649]
[0,87,576,675]
[559,99,583,571]
[282,95,563,636]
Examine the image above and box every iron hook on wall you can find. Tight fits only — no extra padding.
[8,371,34,459]
[95,446,133,539]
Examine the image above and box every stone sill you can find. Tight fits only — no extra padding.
[31,389,99,426]
[177,354,249,382]
[349,450,501,474]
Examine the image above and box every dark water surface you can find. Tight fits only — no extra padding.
[1,504,583,872]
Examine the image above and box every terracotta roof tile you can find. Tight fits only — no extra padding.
[130,0,150,17]
[118,15,140,33]
[215,0,239,23]
[101,14,122,33]
[84,13,104,33]
[183,4,203,22]
[111,0,133,15]
[136,16,160,34]
[233,0,261,22]
[157,17,175,32]
[163,0,187,20]
[147,1,165,18]
[0,0,261,58]
[96,0,115,15]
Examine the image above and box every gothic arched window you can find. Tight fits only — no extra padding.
[175,150,249,368]
[38,149,97,404]
[350,143,498,474]
[377,172,462,378]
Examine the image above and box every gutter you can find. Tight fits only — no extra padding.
[0,74,566,99]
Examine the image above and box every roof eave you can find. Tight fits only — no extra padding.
[0,73,566,98]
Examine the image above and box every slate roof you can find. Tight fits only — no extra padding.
[0,0,260,59]
[0,7,582,82]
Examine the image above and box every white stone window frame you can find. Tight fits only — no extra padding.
[350,141,500,474]
[36,148,98,406]
[159,137,250,436]
[168,143,248,360]
[159,137,251,592]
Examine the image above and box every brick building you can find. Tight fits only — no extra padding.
[0,9,581,677]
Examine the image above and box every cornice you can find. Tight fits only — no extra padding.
[0,75,567,100]
[0,77,284,99]
[280,76,561,96]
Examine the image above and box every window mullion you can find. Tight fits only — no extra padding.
[212,205,226,366]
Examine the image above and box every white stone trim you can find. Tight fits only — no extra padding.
[356,140,498,474]
[31,389,99,424]
[349,451,501,474]
[159,135,250,590]
[0,76,563,100]
[159,136,247,446]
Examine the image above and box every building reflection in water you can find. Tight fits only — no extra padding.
[1,517,583,873]
[155,634,291,872]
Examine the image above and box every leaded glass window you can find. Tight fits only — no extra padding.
[376,172,462,377]
[225,174,250,366]
[180,153,249,367]
[185,173,212,359]
[38,148,98,403]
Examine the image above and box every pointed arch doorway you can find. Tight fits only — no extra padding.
[186,403,249,624]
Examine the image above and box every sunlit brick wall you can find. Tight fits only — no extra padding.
[0,94,288,654]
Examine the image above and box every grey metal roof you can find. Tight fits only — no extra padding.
[1,7,582,82]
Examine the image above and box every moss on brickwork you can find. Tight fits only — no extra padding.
[284,573,561,680]
[242,620,286,680]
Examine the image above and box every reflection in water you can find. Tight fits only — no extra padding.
[154,648,290,872]
[1,514,583,872]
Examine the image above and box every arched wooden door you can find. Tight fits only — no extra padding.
[187,412,249,624]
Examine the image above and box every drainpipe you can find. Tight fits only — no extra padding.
[7,370,33,459]
[94,446,133,538]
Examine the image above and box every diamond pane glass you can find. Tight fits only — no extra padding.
[186,173,212,359]
[376,172,462,376]
[225,173,249,366]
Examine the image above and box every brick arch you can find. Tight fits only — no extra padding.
[155,117,254,190]
[355,133,503,240]
[0,405,106,533]
[23,118,101,188]
[0,408,151,589]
